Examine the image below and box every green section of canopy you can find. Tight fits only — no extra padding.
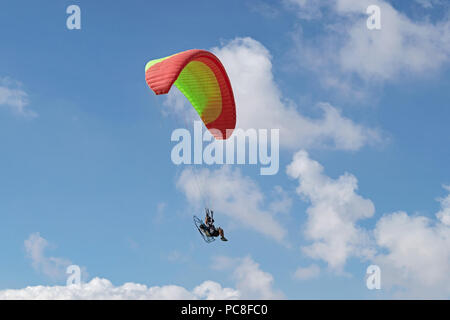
[146,55,223,124]
[174,61,222,124]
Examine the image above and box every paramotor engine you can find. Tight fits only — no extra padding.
[193,215,215,243]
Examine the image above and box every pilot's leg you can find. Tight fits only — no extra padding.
[218,227,228,241]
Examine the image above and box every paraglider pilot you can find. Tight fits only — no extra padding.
[205,208,227,241]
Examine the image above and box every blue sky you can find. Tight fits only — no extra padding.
[0,0,449,299]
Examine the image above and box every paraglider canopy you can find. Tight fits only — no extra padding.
[145,49,236,139]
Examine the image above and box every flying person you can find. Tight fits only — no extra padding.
[204,209,227,241]
[145,50,236,244]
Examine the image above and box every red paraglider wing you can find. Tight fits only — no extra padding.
[145,49,236,139]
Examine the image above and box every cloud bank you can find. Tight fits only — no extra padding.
[0,256,279,300]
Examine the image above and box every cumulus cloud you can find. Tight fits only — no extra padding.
[192,281,241,300]
[24,233,73,281]
[0,256,280,300]
[0,77,36,118]
[288,0,450,86]
[338,1,450,80]
[177,166,287,242]
[212,256,284,299]
[287,150,450,297]
[0,278,239,300]
[233,257,284,299]
[373,209,450,298]
[287,150,375,270]
[211,37,379,150]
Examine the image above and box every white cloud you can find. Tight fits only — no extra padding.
[0,278,239,300]
[339,1,450,80]
[286,150,450,297]
[286,150,375,270]
[288,0,450,84]
[373,209,450,298]
[0,256,280,300]
[0,78,36,118]
[212,256,284,299]
[294,264,321,280]
[176,166,287,242]
[24,233,73,281]
[233,257,284,299]
[192,281,241,300]
[211,37,379,150]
